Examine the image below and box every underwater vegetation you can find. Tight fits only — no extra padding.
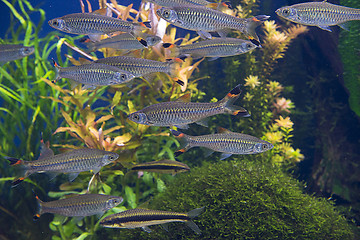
[105,160,354,239]
[0,0,359,239]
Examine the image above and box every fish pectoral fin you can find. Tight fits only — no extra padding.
[68,172,79,182]
[220,153,233,160]
[207,57,220,61]
[72,216,84,224]
[203,148,215,158]
[88,34,102,42]
[142,226,152,233]
[46,172,59,181]
[175,124,190,129]
[82,84,97,90]
[317,25,332,32]
[174,19,184,25]
[217,29,229,38]
[195,118,208,127]
[197,31,212,39]
[160,223,170,232]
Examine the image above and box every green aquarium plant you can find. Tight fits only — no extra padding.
[339,0,360,117]
[108,160,355,240]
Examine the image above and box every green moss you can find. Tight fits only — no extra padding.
[99,160,354,240]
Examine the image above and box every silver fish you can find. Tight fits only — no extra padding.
[33,194,123,220]
[130,159,190,175]
[171,128,273,160]
[128,84,249,129]
[6,141,119,186]
[95,56,182,81]
[275,1,360,32]
[0,44,34,62]
[53,61,136,89]
[84,33,161,52]
[163,37,258,60]
[156,5,269,43]
[147,0,211,7]
[48,13,151,37]
[100,207,204,234]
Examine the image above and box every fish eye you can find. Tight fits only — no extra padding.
[109,155,115,160]
[247,44,253,48]
[163,9,171,18]
[133,114,139,120]
[282,9,290,16]
[262,144,268,150]
[52,20,59,26]
[121,74,126,80]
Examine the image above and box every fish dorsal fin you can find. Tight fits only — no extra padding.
[217,127,232,134]
[175,93,191,102]
[38,140,54,160]
[91,8,108,16]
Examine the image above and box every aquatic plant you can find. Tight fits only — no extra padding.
[106,160,354,239]
[339,0,360,117]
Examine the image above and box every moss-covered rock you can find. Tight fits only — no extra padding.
[97,160,354,240]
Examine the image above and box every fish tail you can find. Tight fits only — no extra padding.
[168,57,186,86]
[33,192,44,221]
[171,130,191,157]
[163,43,180,58]
[186,207,205,234]
[5,156,23,166]
[133,21,152,35]
[136,37,148,48]
[220,84,250,117]
[52,59,61,83]
[243,15,270,46]
[5,156,29,187]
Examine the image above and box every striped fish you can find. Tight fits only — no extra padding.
[53,61,136,89]
[163,37,258,60]
[156,5,269,43]
[276,1,360,32]
[171,127,273,160]
[6,141,119,186]
[130,159,190,175]
[95,56,183,82]
[33,193,123,220]
[48,13,151,38]
[100,207,204,234]
[84,33,161,52]
[147,0,213,7]
[127,84,249,129]
[0,44,34,62]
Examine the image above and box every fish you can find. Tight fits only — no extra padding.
[171,127,273,160]
[275,1,360,32]
[48,12,151,40]
[0,44,34,62]
[147,0,211,7]
[147,0,231,10]
[127,84,249,129]
[52,60,136,89]
[163,37,258,60]
[156,5,270,44]
[84,33,161,52]
[130,159,190,175]
[99,207,204,234]
[95,56,184,83]
[5,140,119,186]
[33,193,123,220]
